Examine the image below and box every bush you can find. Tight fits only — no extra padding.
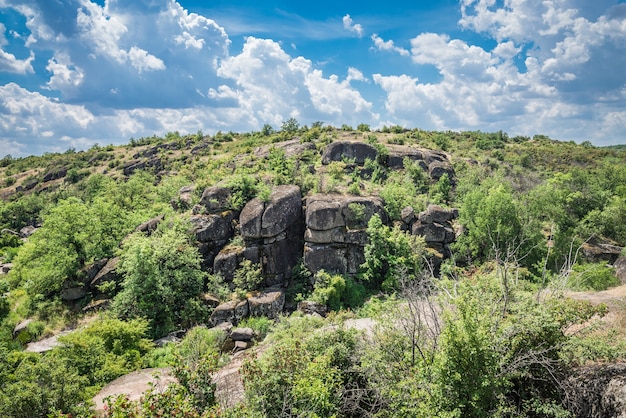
[113,220,208,338]
[567,263,619,291]
[362,214,427,291]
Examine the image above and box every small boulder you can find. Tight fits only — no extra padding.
[200,186,233,213]
[248,290,285,319]
[19,225,37,238]
[297,301,328,317]
[230,327,255,342]
[135,214,165,235]
[13,319,33,339]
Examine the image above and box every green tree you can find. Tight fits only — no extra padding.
[112,220,207,338]
[281,117,299,134]
[10,197,131,298]
[362,214,427,290]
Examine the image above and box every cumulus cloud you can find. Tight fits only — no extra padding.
[371,0,626,143]
[343,14,364,38]
[371,34,409,56]
[215,37,376,128]
[0,22,34,74]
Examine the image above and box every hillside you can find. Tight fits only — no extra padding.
[1,124,626,417]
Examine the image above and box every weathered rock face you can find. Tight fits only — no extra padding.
[407,205,458,264]
[248,290,285,319]
[90,257,121,291]
[582,238,623,264]
[199,186,234,214]
[321,141,378,165]
[304,194,387,275]
[190,211,236,271]
[209,300,250,327]
[135,214,164,236]
[566,363,626,418]
[615,256,626,284]
[215,185,303,286]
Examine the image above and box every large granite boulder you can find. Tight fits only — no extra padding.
[240,185,302,239]
[303,194,387,275]
[321,141,378,165]
[210,300,249,326]
[90,257,121,290]
[199,186,234,214]
[410,205,458,264]
[221,185,303,286]
[248,290,285,319]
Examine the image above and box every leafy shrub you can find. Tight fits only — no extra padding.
[113,220,208,338]
[233,259,264,298]
[567,263,619,291]
[362,214,427,290]
[55,316,152,386]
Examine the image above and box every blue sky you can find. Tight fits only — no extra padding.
[1,0,625,156]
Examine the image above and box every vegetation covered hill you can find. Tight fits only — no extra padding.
[0,121,625,417]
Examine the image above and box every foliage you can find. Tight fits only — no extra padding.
[112,219,207,338]
[233,259,264,297]
[0,353,92,418]
[9,196,132,299]
[55,316,153,387]
[566,262,620,291]
[362,214,427,290]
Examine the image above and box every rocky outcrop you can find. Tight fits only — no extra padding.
[199,186,235,214]
[248,290,285,319]
[321,141,378,165]
[214,185,303,286]
[123,156,163,176]
[582,238,623,264]
[209,289,285,327]
[90,257,121,290]
[43,166,68,182]
[135,214,164,235]
[615,257,626,284]
[254,139,317,159]
[566,363,626,418]
[304,194,387,275]
[209,300,250,327]
[190,211,236,271]
[405,205,458,264]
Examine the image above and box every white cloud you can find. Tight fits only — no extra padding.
[0,22,34,74]
[216,37,377,128]
[343,14,364,38]
[371,34,409,56]
[45,53,84,91]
